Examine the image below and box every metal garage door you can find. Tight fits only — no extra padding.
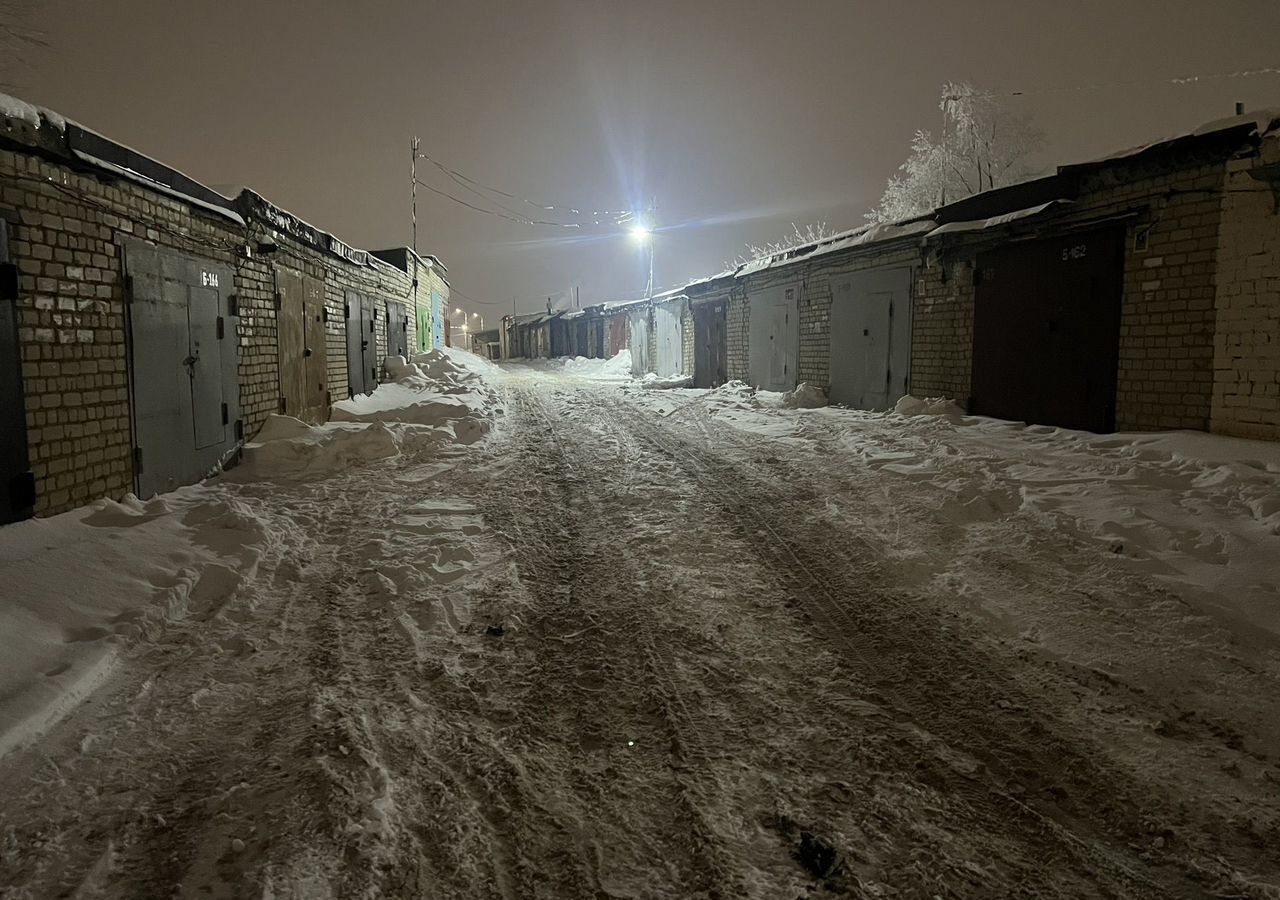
[277,270,329,423]
[387,301,408,360]
[693,300,727,389]
[654,302,682,376]
[345,290,378,397]
[972,226,1124,432]
[829,268,912,409]
[276,269,307,417]
[629,308,650,375]
[748,283,800,391]
[302,276,329,421]
[0,219,34,523]
[124,240,239,499]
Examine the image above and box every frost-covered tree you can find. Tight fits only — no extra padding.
[868,82,1044,223]
[728,222,831,268]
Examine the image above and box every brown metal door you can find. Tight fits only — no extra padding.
[610,314,628,355]
[972,226,1124,432]
[276,269,307,418]
[302,276,328,422]
[693,300,727,388]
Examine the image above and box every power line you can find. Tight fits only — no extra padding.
[414,148,636,226]
[1007,64,1280,97]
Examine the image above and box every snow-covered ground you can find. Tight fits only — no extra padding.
[1,353,1278,898]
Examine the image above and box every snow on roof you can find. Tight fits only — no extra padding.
[1066,107,1280,170]
[926,200,1072,238]
[0,92,67,132]
[70,148,245,226]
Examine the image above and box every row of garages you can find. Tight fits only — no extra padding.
[506,109,1280,441]
[0,95,450,523]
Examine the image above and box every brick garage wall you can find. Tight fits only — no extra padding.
[1212,138,1280,439]
[680,298,694,374]
[909,152,1233,426]
[797,244,920,393]
[909,253,976,401]
[0,146,241,516]
[726,285,749,382]
[2,136,415,516]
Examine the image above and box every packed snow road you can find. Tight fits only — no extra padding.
[2,360,1279,899]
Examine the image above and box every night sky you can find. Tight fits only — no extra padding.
[11,0,1280,315]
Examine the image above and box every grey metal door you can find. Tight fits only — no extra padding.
[125,240,238,499]
[188,286,225,449]
[387,301,408,360]
[629,308,650,375]
[345,290,378,396]
[654,303,681,376]
[748,283,800,391]
[0,219,34,523]
[829,268,912,409]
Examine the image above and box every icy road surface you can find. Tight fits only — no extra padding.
[2,363,1279,899]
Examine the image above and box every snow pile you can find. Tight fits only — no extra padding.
[0,488,267,757]
[783,383,827,409]
[238,417,441,479]
[639,371,694,390]
[894,394,967,417]
[244,346,500,479]
[558,351,634,380]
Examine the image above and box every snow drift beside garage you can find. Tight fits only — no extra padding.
[0,347,502,759]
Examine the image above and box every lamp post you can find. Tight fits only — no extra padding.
[630,224,653,300]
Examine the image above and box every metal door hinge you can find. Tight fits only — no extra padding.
[273,291,282,311]
[216,316,225,339]
[221,403,229,426]
[132,446,143,473]
[344,303,350,317]
[227,294,239,317]
[234,419,244,440]
[279,397,287,413]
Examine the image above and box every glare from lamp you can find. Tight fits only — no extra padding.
[629,224,652,244]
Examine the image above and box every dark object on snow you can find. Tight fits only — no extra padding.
[795,831,840,880]
[485,624,505,637]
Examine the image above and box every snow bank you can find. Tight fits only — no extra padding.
[243,347,502,478]
[894,394,967,418]
[783,383,827,409]
[0,489,266,757]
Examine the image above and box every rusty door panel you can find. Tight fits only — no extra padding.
[609,314,628,355]
[693,300,727,388]
[972,226,1124,432]
[276,269,307,418]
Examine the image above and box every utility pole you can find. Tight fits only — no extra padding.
[411,137,419,256]
[647,196,657,300]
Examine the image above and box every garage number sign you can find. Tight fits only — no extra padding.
[201,271,220,288]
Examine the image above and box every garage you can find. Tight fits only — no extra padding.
[276,269,330,423]
[123,240,240,499]
[345,290,379,397]
[654,300,682,376]
[387,300,408,359]
[971,226,1125,432]
[828,267,912,409]
[692,298,728,389]
[748,282,800,391]
[629,306,651,375]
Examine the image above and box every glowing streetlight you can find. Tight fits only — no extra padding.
[629,224,652,244]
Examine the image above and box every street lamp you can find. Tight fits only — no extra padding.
[629,223,654,300]
[470,311,484,330]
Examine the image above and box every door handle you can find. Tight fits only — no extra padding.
[304,347,313,357]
